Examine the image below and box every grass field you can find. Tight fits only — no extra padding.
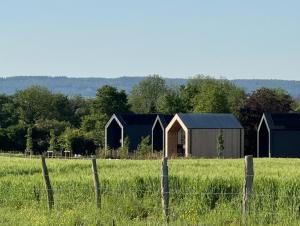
[1,156,300,225]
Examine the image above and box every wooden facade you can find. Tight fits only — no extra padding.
[166,116,189,157]
[165,113,244,158]
[190,129,244,158]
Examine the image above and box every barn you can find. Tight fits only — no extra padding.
[151,114,173,153]
[105,114,157,152]
[257,113,300,158]
[165,113,244,158]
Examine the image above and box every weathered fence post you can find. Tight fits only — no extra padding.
[92,156,101,208]
[161,157,169,223]
[243,155,254,219]
[41,156,54,210]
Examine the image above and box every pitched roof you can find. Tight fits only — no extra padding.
[156,114,174,128]
[177,113,243,129]
[263,113,300,130]
[115,114,157,126]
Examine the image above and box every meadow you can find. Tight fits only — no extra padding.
[1,156,300,225]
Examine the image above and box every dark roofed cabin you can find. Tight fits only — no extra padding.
[165,113,244,158]
[257,113,300,158]
[151,114,173,153]
[105,114,157,152]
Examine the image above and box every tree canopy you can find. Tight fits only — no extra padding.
[129,75,168,113]
[14,86,73,124]
[181,75,246,116]
[156,86,186,114]
[92,85,130,116]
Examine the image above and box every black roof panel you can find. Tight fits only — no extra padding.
[178,113,243,129]
[117,114,157,126]
[264,113,300,130]
[156,114,174,127]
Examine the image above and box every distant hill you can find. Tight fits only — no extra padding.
[1,76,300,97]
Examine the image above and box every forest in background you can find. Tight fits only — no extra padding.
[0,75,299,156]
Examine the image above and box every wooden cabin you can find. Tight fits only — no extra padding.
[257,113,300,157]
[165,113,244,158]
[105,114,157,152]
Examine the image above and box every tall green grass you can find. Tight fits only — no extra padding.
[1,156,300,225]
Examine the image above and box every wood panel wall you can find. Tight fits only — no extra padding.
[190,129,244,158]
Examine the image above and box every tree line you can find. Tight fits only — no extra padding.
[0,75,299,156]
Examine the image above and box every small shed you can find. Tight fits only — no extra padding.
[257,113,300,157]
[151,114,173,153]
[105,114,157,152]
[165,113,244,158]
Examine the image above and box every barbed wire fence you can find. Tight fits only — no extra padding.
[1,155,300,224]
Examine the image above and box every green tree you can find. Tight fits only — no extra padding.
[14,86,53,124]
[26,127,33,155]
[34,119,71,135]
[48,129,57,153]
[180,75,217,111]
[1,124,26,151]
[59,127,73,155]
[226,86,246,118]
[217,129,224,158]
[0,94,19,128]
[14,86,74,124]
[118,136,129,159]
[181,75,246,115]
[157,86,186,114]
[68,96,91,127]
[81,113,108,147]
[136,136,152,158]
[92,85,130,116]
[58,127,96,156]
[49,93,73,122]
[192,83,229,113]
[129,75,168,113]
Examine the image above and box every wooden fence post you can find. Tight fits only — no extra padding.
[243,155,254,218]
[161,157,169,222]
[92,156,101,208]
[41,156,54,210]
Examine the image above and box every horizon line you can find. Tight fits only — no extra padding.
[1,75,300,82]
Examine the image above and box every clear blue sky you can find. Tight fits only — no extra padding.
[1,0,300,79]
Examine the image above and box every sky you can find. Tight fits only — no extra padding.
[0,0,300,80]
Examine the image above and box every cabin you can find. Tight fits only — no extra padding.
[151,114,173,153]
[257,113,300,157]
[105,114,157,152]
[165,113,244,158]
